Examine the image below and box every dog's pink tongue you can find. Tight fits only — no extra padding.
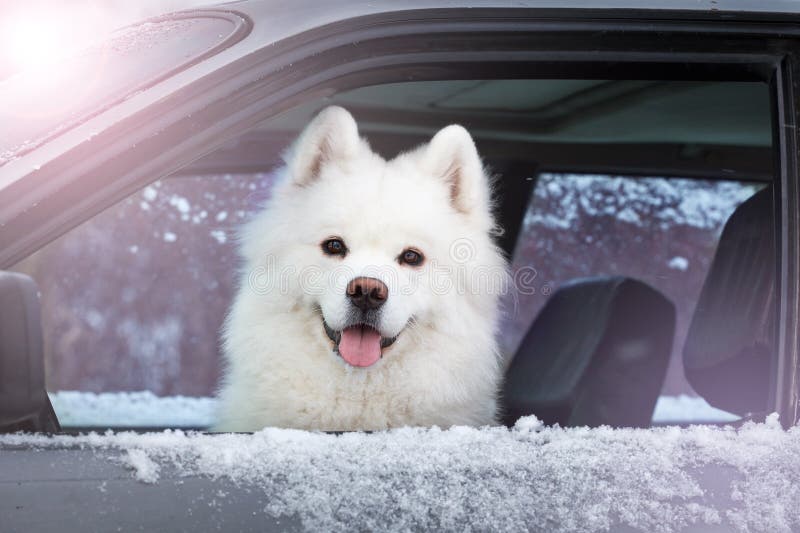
[339,326,382,367]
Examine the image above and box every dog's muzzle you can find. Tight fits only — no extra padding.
[323,318,397,368]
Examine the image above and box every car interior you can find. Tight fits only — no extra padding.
[683,185,775,418]
[1,78,777,433]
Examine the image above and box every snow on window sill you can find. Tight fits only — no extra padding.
[2,413,798,532]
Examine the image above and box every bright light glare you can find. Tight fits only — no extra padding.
[0,5,105,78]
[0,1,211,79]
[4,15,67,71]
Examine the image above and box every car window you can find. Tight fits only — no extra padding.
[10,78,775,430]
[20,172,762,428]
[501,173,763,424]
[13,172,278,428]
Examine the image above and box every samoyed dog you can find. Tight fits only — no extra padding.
[214,106,506,431]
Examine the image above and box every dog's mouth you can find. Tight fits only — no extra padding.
[323,320,397,368]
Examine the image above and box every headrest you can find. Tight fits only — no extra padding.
[682,186,774,416]
[0,271,60,432]
[502,276,675,428]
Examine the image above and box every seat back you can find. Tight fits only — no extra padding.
[502,276,675,428]
[0,271,60,432]
[682,187,774,416]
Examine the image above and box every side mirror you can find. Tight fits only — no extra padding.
[0,271,60,432]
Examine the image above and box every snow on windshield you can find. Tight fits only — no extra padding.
[3,415,798,532]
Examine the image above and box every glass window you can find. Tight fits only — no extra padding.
[502,173,763,424]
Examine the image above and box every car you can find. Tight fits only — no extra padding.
[1,1,799,531]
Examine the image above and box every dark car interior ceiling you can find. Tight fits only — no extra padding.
[182,79,773,181]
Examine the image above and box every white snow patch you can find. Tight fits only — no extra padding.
[653,394,739,423]
[668,256,690,271]
[142,186,158,202]
[123,448,160,483]
[215,210,228,222]
[3,415,799,532]
[48,391,215,428]
[615,206,641,224]
[513,414,544,431]
[162,231,176,243]
[209,230,227,244]
[168,195,190,214]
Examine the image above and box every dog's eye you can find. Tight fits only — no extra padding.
[322,238,347,256]
[399,248,424,266]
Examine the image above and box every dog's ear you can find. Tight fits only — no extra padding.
[422,125,489,216]
[287,106,361,187]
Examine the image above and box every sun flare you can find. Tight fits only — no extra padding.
[2,13,69,73]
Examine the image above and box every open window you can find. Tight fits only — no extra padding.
[8,75,779,431]
[5,4,800,433]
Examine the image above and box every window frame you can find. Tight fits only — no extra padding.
[0,10,797,425]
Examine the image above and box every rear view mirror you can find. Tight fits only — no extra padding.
[0,271,59,433]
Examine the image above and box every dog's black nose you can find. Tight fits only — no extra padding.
[347,277,388,311]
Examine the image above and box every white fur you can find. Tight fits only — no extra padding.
[214,106,506,431]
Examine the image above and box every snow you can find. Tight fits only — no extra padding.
[653,395,738,423]
[168,194,190,214]
[526,174,759,231]
[49,391,216,428]
[209,229,227,244]
[668,256,690,271]
[162,231,176,242]
[48,391,737,429]
[142,186,158,202]
[2,415,799,532]
[123,448,160,484]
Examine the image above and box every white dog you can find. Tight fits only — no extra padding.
[214,106,506,431]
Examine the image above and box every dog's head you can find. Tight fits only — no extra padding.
[241,106,503,368]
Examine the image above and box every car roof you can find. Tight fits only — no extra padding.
[226,0,800,57]
[1,0,793,168]
[229,0,800,18]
